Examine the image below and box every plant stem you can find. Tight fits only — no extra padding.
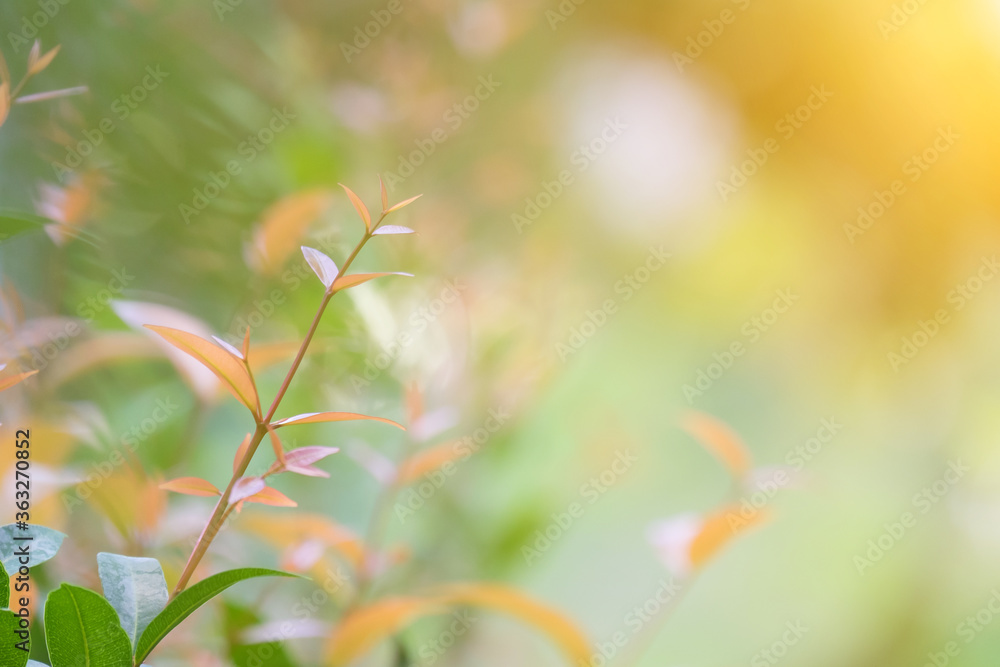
[172,225,377,597]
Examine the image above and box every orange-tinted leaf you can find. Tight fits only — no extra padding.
[271,411,404,430]
[144,324,261,418]
[240,513,364,567]
[339,183,371,231]
[378,176,389,211]
[434,583,591,665]
[0,369,37,392]
[396,441,464,484]
[325,597,446,665]
[246,341,300,372]
[689,504,768,569]
[160,477,221,497]
[233,433,252,473]
[246,487,297,507]
[384,194,422,214]
[266,424,286,465]
[231,476,266,503]
[247,190,333,275]
[331,272,413,292]
[680,411,752,478]
[301,246,339,288]
[372,225,414,236]
[0,82,10,128]
[44,333,160,389]
[28,44,59,76]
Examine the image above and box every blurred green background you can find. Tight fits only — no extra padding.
[4,0,1000,665]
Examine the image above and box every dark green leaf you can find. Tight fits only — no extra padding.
[0,560,8,608]
[44,584,132,667]
[0,609,29,666]
[135,568,299,664]
[97,553,169,651]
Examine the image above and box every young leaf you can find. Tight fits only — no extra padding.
[245,487,297,507]
[44,584,133,667]
[160,477,221,497]
[372,226,415,236]
[301,246,339,289]
[28,41,41,71]
[0,82,9,128]
[144,325,261,418]
[0,369,37,392]
[0,524,65,571]
[434,583,592,665]
[339,183,371,231]
[331,272,413,292]
[230,477,267,504]
[278,446,340,477]
[384,194,422,214]
[271,411,404,430]
[379,176,389,211]
[396,442,464,484]
[212,335,245,360]
[135,568,299,664]
[97,553,169,651]
[0,610,28,666]
[325,597,446,665]
[247,190,333,275]
[680,411,752,479]
[233,433,253,474]
[27,44,60,76]
[241,326,251,359]
[688,504,768,569]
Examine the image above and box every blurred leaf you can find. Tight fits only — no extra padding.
[271,411,404,430]
[372,226,415,236]
[144,324,261,418]
[396,441,464,484]
[233,434,253,474]
[302,246,339,289]
[339,183,371,231]
[0,524,65,571]
[247,190,332,275]
[434,583,591,665]
[44,584,132,667]
[241,514,364,568]
[325,597,445,665]
[0,369,37,392]
[384,195,422,214]
[680,412,752,479]
[160,477,221,497]
[97,553,169,651]
[135,568,298,664]
[331,272,413,292]
[0,83,9,129]
[689,504,768,570]
[378,176,389,212]
[27,44,59,77]
[231,477,267,504]
[245,487,297,507]
[0,209,53,241]
[0,609,28,665]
